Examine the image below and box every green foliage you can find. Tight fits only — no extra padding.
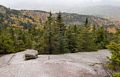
[107,29,120,76]
[107,42,120,71]
[44,12,54,54]
[80,26,98,51]
[95,26,109,49]
[66,25,78,53]
[113,72,120,77]
[0,28,14,53]
[56,12,68,54]
[0,12,112,54]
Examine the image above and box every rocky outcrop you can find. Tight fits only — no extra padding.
[0,50,111,77]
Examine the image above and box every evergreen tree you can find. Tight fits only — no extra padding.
[14,29,25,52]
[35,28,45,54]
[56,12,68,53]
[44,12,54,54]
[95,26,108,49]
[107,42,120,70]
[0,28,14,53]
[66,25,78,53]
[107,29,120,76]
[80,22,97,51]
[85,18,89,27]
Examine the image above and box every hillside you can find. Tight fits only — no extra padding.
[0,5,7,14]
[79,5,120,19]
[0,5,118,29]
[21,10,116,26]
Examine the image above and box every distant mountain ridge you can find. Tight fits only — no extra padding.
[79,5,120,19]
[0,5,119,29]
[20,10,117,27]
[0,5,8,14]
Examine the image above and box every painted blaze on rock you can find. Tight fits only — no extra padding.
[24,49,38,60]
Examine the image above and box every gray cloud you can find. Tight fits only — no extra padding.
[0,0,120,12]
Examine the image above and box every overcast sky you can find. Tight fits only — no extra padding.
[0,0,120,12]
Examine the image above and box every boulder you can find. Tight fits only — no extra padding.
[24,49,38,60]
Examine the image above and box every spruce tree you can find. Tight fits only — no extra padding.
[44,12,53,54]
[56,12,68,53]
[80,20,97,51]
[95,26,108,49]
[66,25,78,53]
[0,28,14,53]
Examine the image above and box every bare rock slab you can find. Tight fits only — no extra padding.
[0,49,111,77]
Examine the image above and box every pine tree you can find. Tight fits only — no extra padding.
[85,18,89,27]
[66,25,78,53]
[14,29,25,52]
[95,26,108,49]
[107,29,120,75]
[44,12,54,54]
[0,28,14,53]
[35,28,45,54]
[56,12,68,53]
[80,21,97,51]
